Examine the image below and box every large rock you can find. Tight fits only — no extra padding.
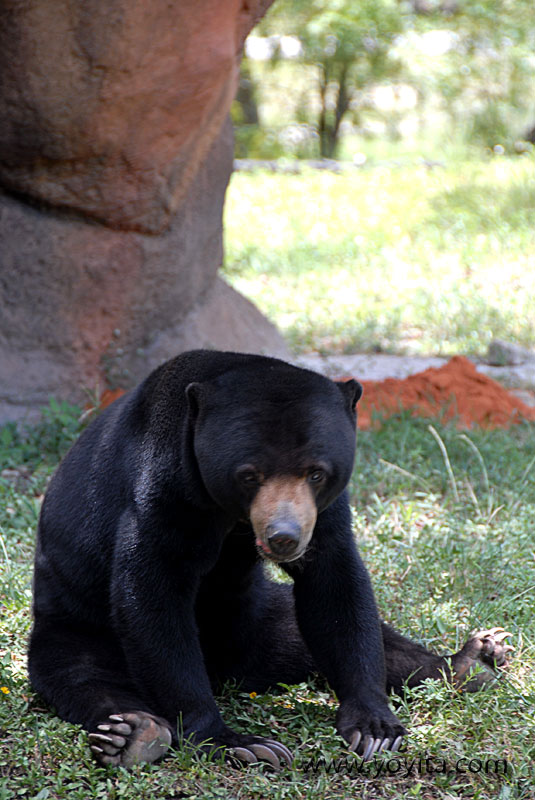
[0,120,287,423]
[0,0,287,425]
[0,0,273,233]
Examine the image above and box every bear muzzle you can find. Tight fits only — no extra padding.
[249,476,317,563]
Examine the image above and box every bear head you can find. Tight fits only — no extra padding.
[186,361,362,564]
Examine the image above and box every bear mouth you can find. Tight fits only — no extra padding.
[255,538,305,564]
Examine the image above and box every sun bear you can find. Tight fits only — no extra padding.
[29,350,512,768]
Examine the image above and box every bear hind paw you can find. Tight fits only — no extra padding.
[450,627,514,692]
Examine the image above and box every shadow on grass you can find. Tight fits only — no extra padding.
[427,180,535,234]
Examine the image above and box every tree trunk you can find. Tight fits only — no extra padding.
[318,65,330,158]
[318,64,351,159]
[236,63,260,125]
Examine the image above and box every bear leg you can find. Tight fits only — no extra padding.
[381,622,513,693]
[29,618,173,766]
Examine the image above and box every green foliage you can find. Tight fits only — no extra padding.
[258,0,404,157]
[399,0,535,150]
[232,123,284,159]
[0,399,83,471]
[236,0,535,157]
[271,0,403,68]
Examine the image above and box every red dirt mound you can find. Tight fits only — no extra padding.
[98,388,126,410]
[356,356,535,430]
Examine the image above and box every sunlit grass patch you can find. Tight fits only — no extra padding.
[224,156,535,355]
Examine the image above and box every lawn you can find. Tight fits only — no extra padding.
[1,403,534,800]
[223,154,535,357]
[1,155,534,800]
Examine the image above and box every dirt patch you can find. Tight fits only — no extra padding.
[356,356,535,430]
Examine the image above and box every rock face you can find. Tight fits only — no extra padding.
[0,0,287,423]
[0,0,273,233]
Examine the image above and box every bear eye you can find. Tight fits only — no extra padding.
[308,468,326,485]
[235,466,260,488]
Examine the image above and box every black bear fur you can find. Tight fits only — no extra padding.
[28,350,512,768]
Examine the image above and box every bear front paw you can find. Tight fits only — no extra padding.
[466,627,514,667]
[336,700,406,761]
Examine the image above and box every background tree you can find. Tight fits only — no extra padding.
[403,0,535,148]
[260,0,405,158]
[236,0,535,158]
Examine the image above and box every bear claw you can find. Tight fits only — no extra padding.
[350,730,361,751]
[98,721,133,736]
[264,739,293,766]
[361,736,378,761]
[231,746,258,764]
[229,739,293,769]
[88,732,127,753]
[377,737,390,754]
[349,731,403,761]
[250,743,280,768]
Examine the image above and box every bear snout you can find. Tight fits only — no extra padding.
[250,475,317,563]
[265,520,302,559]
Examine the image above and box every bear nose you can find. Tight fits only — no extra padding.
[266,521,301,558]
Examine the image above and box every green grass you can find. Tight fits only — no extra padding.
[1,403,534,799]
[223,155,535,356]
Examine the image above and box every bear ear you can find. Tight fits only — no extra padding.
[336,379,363,413]
[185,382,206,418]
